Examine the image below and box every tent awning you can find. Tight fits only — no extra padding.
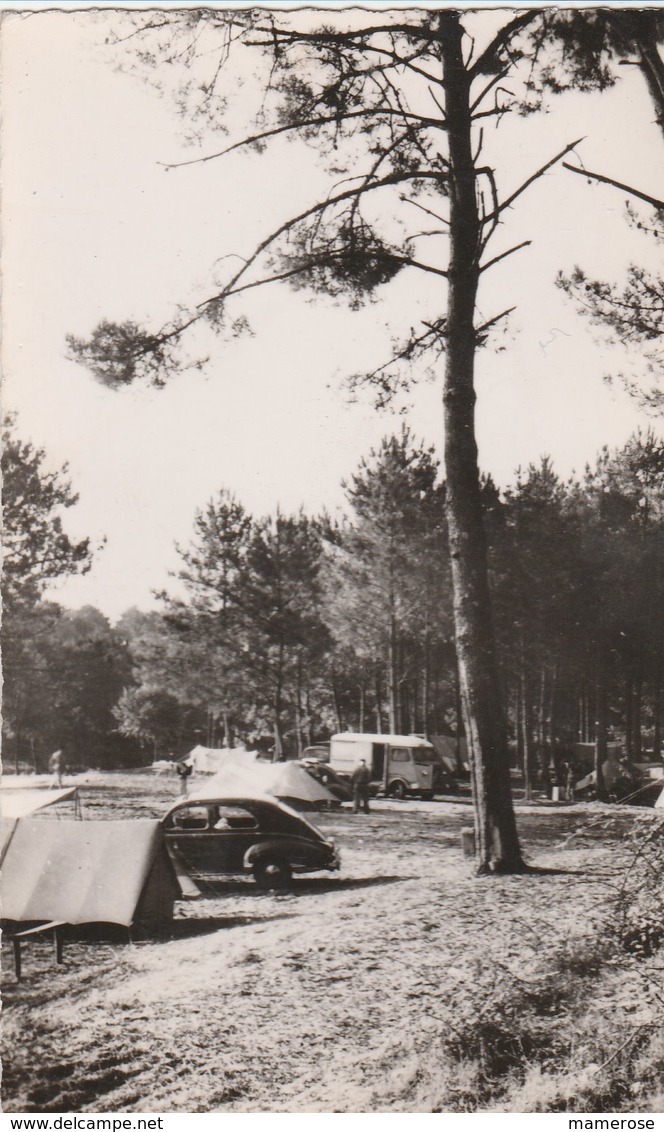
[1,787,78,820]
[1,818,178,927]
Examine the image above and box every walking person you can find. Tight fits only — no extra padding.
[560,758,576,803]
[351,758,371,814]
[175,759,193,798]
[48,749,65,788]
[565,759,576,803]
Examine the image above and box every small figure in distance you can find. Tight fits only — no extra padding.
[175,759,193,798]
[351,758,371,814]
[49,749,65,789]
[565,758,577,803]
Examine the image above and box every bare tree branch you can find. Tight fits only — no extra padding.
[480,240,532,274]
[483,138,585,223]
[475,306,516,336]
[563,163,664,211]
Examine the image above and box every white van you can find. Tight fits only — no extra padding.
[329,732,446,799]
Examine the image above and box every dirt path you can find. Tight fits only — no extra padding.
[2,777,659,1113]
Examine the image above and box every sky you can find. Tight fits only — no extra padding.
[3,4,663,621]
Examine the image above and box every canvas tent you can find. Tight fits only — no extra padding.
[187,745,258,774]
[191,758,337,809]
[1,787,79,820]
[0,818,179,928]
[430,735,468,774]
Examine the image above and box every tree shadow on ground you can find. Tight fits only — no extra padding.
[519,863,619,878]
[153,912,295,940]
[190,873,406,898]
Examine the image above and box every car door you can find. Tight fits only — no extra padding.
[210,804,261,872]
[163,803,217,873]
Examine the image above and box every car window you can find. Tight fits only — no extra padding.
[214,805,259,831]
[391,748,411,763]
[168,805,211,830]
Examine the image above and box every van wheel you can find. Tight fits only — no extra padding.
[253,858,293,890]
[389,781,407,800]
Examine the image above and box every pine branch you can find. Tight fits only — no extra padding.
[563,163,664,212]
[158,108,447,171]
[192,168,448,317]
[469,11,541,79]
[202,250,447,307]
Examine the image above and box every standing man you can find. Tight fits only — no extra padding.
[351,758,371,814]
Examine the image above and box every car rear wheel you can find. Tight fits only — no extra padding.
[389,781,407,800]
[252,858,293,890]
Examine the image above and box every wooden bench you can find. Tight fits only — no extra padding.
[11,921,67,981]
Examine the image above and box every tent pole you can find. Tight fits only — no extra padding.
[13,939,22,982]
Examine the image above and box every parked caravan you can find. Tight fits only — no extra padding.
[329,732,445,798]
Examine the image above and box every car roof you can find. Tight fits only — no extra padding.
[165,792,281,814]
[162,793,327,839]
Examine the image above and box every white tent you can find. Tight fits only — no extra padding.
[186,745,257,774]
[191,758,336,809]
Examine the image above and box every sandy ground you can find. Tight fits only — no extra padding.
[2,773,662,1113]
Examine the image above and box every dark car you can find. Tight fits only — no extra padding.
[297,761,354,803]
[301,744,330,763]
[161,795,340,888]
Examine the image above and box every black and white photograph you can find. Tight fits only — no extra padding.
[2,1,664,1117]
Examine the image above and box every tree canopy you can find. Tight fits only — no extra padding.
[63,7,664,871]
[1,415,92,611]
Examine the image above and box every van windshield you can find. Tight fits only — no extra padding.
[413,749,437,764]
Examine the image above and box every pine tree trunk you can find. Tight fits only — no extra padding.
[515,679,523,767]
[439,13,524,873]
[632,659,643,762]
[421,623,430,736]
[520,665,533,803]
[653,661,662,761]
[537,669,549,791]
[304,684,313,748]
[629,13,664,137]
[375,665,383,734]
[295,653,304,756]
[388,614,398,733]
[454,659,464,774]
[332,670,342,734]
[547,664,558,785]
[595,650,609,801]
[273,643,284,761]
[625,673,634,760]
[273,713,283,762]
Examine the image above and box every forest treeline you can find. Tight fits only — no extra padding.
[3,420,663,782]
